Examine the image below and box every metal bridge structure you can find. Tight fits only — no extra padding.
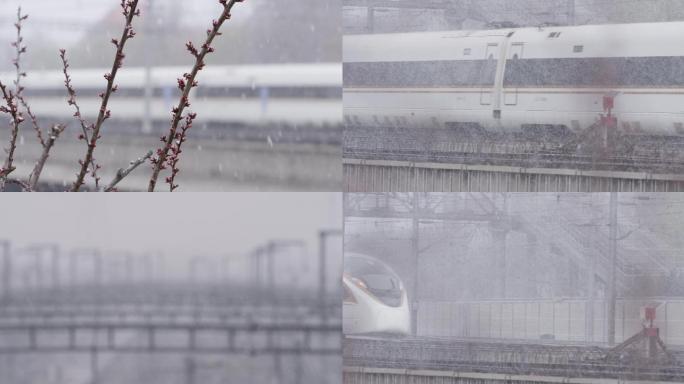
[343,336,684,383]
[343,126,684,192]
[0,229,342,383]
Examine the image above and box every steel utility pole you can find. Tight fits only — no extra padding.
[367,6,375,33]
[586,227,596,343]
[411,192,420,335]
[607,192,618,346]
[566,0,576,25]
[49,244,60,291]
[253,247,263,306]
[267,242,275,297]
[90,346,99,384]
[319,229,342,321]
[184,357,196,384]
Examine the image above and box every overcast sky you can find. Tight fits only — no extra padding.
[0,193,341,258]
[0,0,253,45]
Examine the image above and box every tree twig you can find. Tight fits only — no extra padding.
[71,0,140,192]
[17,93,43,147]
[28,124,66,191]
[104,150,153,192]
[0,81,23,191]
[165,112,196,191]
[59,49,92,144]
[148,0,244,192]
[59,49,102,187]
[0,7,28,191]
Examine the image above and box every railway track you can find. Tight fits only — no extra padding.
[344,147,684,174]
[344,336,684,382]
[344,127,684,173]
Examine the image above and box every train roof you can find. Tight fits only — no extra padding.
[345,21,684,61]
[0,63,341,89]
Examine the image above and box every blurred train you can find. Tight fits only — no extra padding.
[343,253,410,335]
[344,21,684,138]
[0,63,341,134]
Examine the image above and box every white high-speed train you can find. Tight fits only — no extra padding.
[343,253,410,335]
[344,22,684,137]
[0,63,341,132]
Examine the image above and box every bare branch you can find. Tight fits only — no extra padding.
[17,93,44,147]
[0,7,28,191]
[104,150,153,192]
[28,124,66,191]
[164,112,196,191]
[59,49,102,188]
[0,81,24,191]
[12,7,28,98]
[71,0,141,192]
[59,49,92,144]
[148,0,245,192]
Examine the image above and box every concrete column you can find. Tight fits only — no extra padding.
[607,192,618,346]
[90,347,99,384]
[33,248,44,291]
[366,6,374,33]
[93,249,103,289]
[125,252,134,284]
[267,242,275,298]
[490,227,508,299]
[1,241,11,303]
[184,357,196,384]
[526,234,538,297]
[318,231,327,320]
[50,245,60,291]
[69,250,78,294]
[411,193,420,335]
[585,234,596,343]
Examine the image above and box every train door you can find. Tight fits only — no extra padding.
[504,43,524,105]
[480,43,498,105]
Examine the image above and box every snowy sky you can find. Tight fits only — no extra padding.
[0,0,254,46]
[0,193,341,258]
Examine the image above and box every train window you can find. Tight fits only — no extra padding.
[463,48,472,56]
[344,255,404,307]
[504,57,684,87]
[573,45,584,53]
[343,61,497,88]
[197,86,341,99]
[343,284,356,303]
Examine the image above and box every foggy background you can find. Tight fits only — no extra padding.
[345,193,684,344]
[0,193,340,256]
[0,0,340,69]
[0,193,343,384]
[344,0,684,34]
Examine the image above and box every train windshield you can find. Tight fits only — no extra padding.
[345,255,403,307]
